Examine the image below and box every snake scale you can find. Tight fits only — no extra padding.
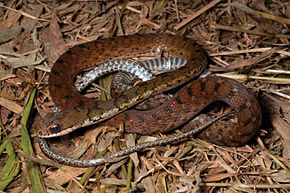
[34,34,262,167]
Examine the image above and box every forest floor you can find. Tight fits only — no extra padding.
[0,0,289,192]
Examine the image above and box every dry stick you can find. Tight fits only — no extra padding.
[174,0,222,30]
[263,69,290,74]
[212,24,290,39]
[209,48,272,56]
[0,49,40,57]
[210,48,290,57]
[276,50,290,57]
[174,0,181,22]
[216,73,290,83]
[0,4,49,22]
[140,18,161,29]
[125,5,142,14]
[199,183,290,189]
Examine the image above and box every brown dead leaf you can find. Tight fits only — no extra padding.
[13,32,36,54]
[1,83,17,101]
[271,115,290,140]
[249,0,269,13]
[0,26,22,43]
[98,131,119,152]
[216,148,236,164]
[0,97,23,114]
[6,53,40,69]
[262,93,290,140]
[1,0,289,191]
[139,164,155,193]
[39,15,67,63]
[127,134,139,166]
[225,48,276,71]
[0,6,21,30]
[283,139,290,159]
[46,166,86,186]
[178,173,201,193]
[0,40,15,55]
[285,2,290,19]
[203,172,237,182]
[270,170,290,183]
[100,178,127,186]
[20,4,43,32]
[107,159,127,175]
[68,125,107,159]
[0,107,12,125]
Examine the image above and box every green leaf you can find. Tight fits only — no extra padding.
[21,88,46,193]
[0,140,20,190]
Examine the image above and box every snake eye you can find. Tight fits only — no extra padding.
[49,124,62,134]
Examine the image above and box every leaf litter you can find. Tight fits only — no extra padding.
[0,0,289,192]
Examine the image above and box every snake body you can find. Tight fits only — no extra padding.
[75,57,187,92]
[36,34,207,137]
[38,112,232,167]
[34,34,262,167]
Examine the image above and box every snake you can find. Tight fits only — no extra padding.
[34,34,262,167]
[75,57,187,93]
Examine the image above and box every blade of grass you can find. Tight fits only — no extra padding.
[21,88,46,193]
[0,139,8,154]
[0,140,20,190]
[126,158,133,190]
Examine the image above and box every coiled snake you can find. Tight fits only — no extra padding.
[33,34,262,167]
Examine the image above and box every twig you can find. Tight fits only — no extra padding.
[216,73,290,83]
[210,48,290,57]
[174,0,222,30]
[209,48,272,56]
[0,4,50,22]
[199,182,290,189]
[212,24,290,39]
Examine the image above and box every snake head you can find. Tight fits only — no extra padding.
[33,109,89,138]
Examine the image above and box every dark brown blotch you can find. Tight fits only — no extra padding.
[52,70,60,76]
[54,83,62,88]
[152,114,161,120]
[237,103,247,112]
[138,115,145,122]
[243,118,252,127]
[57,59,64,64]
[227,90,237,99]
[175,96,183,104]
[214,82,221,92]
[64,95,72,99]
[124,112,130,120]
[78,44,88,49]
[199,81,206,92]
[77,100,85,108]
[186,87,193,97]
[164,107,173,113]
